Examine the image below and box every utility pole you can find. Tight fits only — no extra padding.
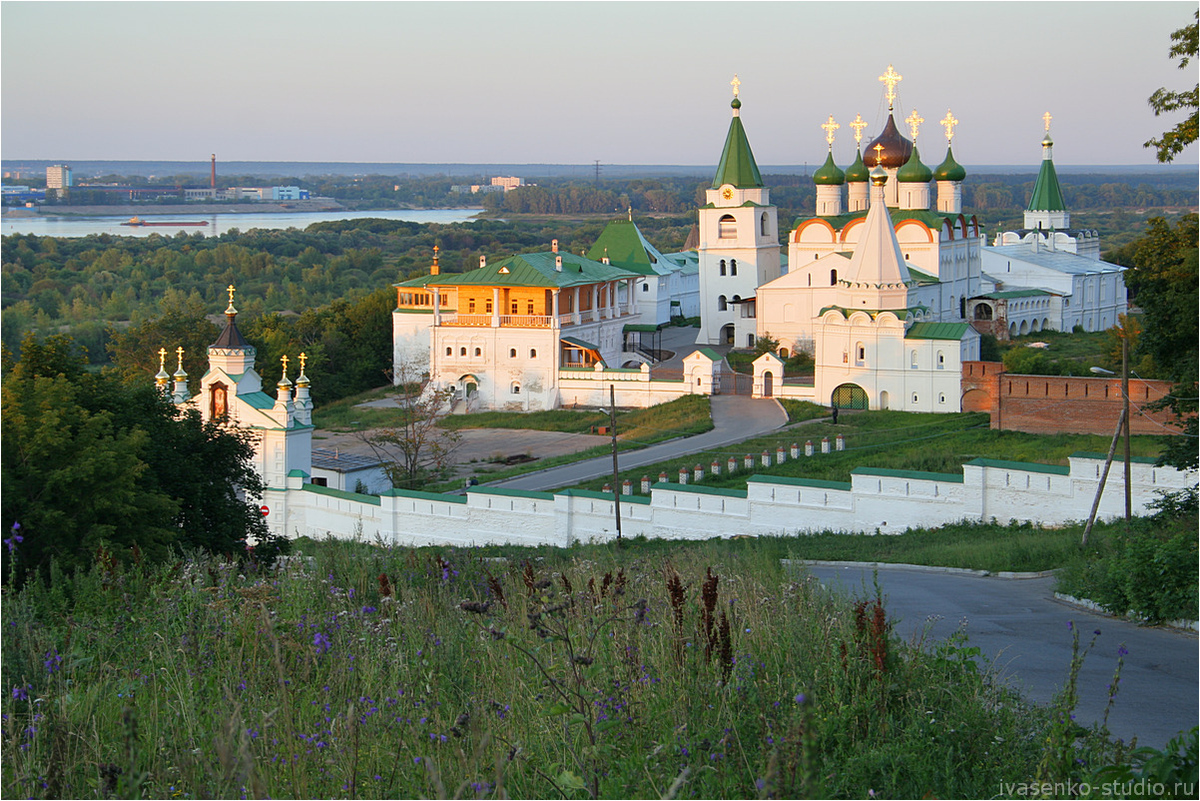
[594,160,601,183]
[1082,407,1126,547]
[609,384,622,540]
[1122,334,1131,524]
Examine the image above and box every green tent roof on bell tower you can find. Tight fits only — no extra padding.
[1027,134,1067,212]
[711,97,764,189]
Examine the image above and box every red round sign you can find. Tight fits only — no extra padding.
[260,505,270,517]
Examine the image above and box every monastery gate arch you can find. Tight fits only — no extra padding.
[831,383,869,410]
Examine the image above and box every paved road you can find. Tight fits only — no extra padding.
[804,563,1198,749]
[488,394,791,491]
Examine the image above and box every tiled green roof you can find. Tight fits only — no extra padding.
[905,322,971,341]
[982,289,1052,299]
[558,489,652,506]
[852,466,964,484]
[380,487,468,504]
[712,107,764,189]
[1071,451,1159,465]
[750,474,852,491]
[966,457,1070,476]
[586,219,655,272]
[240,391,276,410]
[423,252,638,290]
[791,207,960,233]
[906,266,940,284]
[1027,153,1067,212]
[302,483,382,505]
[395,273,444,288]
[696,347,723,361]
[472,487,556,501]
[652,482,748,499]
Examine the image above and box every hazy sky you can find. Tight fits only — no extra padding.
[3,1,1197,166]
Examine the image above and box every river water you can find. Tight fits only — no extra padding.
[1,208,482,238]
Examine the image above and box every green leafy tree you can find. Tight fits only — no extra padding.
[1145,10,1198,162]
[105,292,220,383]
[1121,214,1199,473]
[1,333,268,583]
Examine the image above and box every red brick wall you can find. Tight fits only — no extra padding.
[961,361,1182,436]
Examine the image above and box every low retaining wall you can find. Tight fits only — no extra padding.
[263,454,1193,546]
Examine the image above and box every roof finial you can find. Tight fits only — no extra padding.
[225,284,237,315]
[730,73,740,99]
[822,115,840,149]
[850,113,868,146]
[175,346,185,372]
[628,206,632,222]
[1043,111,1053,133]
[905,109,924,142]
[158,347,167,372]
[940,109,959,144]
[879,64,902,110]
[280,354,289,378]
[299,352,307,375]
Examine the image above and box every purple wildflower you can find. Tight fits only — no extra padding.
[313,632,331,655]
[4,523,23,554]
[43,650,62,674]
[793,693,807,705]
[1117,644,1129,657]
[12,685,28,701]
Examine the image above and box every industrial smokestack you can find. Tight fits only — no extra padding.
[211,154,216,189]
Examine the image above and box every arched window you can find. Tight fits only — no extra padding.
[830,269,838,286]
[936,350,945,369]
[511,382,521,395]
[474,347,482,357]
[910,349,918,369]
[761,212,769,236]
[718,295,728,312]
[730,259,737,276]
[460,347,467,356]
[718,214,736,239]
[779,348,789,359]
[446,347,453,356]
[719,260,726,276]
[732,295,741,303]
[509,348,517,358]
[855,342,865,366]
[641,283,648,292]
[530,348,537,359]
[210,383,228,421]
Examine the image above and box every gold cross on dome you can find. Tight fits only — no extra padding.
[176,346,185,370]
[940,109,959,143]
[879,64,902,109]
[905,109,924,141]
[1043,111,1053,132]
[850,113,868,145]
[227,284,236,305]
[822,115,840,146]
[158,347,167,371]
[280,354,289,377]
[299,352,307,374]
[873,143,885,162]
[730,74,741,98]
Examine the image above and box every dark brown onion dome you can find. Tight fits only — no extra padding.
[863,113,913,169]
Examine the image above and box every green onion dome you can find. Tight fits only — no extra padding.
[934,145,966,181]
[732,97,742,110]
[845,148,869,182]
[813,151,846,185]
[897,145,933,183]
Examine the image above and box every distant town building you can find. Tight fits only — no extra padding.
[491,176,526,191]
[45,164,72,191]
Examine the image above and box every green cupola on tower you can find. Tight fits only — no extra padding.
[897,145,933,183]
[1027,133,1066,213]
[712,95,764,189]
[845,148,869,182]
[934,146,966,181]
[813,151,846,185]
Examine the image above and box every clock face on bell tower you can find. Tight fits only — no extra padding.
[721,185,734,201]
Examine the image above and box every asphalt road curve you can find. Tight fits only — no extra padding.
[804,563,1198,750]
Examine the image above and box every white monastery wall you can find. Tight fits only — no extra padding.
[262,456,1192,547]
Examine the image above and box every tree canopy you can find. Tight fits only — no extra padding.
[2,333,268,583]
[1145,10,1199,162]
